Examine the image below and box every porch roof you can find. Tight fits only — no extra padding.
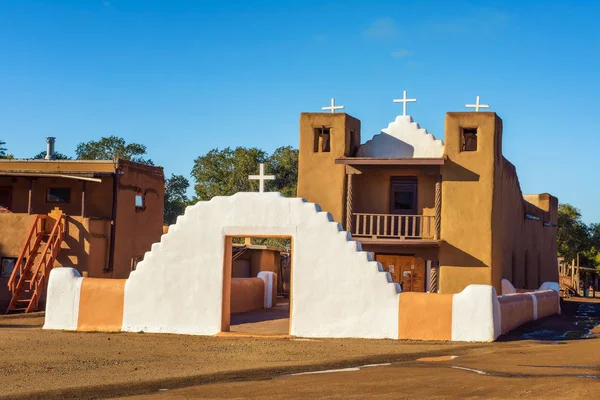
[0,171,106,182]
[334,157,446,166]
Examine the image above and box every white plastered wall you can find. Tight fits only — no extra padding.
[121,193,401,338]
[42,268,83,331]
[451,285,501,342]
[357,115,445,158]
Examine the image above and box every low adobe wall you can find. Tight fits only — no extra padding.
[44,268,277,333]
[230,278,264,314]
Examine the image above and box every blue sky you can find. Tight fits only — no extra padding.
[0,0,598,222]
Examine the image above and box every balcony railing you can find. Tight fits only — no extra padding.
[352,213,436,240]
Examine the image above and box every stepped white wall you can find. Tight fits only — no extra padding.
[121,192,401,338]
[357,115,444,158]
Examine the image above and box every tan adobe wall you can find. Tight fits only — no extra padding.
[112,162,164,278]
[297,113,360,224]
[494,158,558,290]
[438,113,500,293]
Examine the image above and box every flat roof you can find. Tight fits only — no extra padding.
[0,158,163,176]
[335,157,445,166]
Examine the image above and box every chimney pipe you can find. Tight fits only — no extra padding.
[45,137,56,160]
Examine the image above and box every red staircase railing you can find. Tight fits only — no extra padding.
[6,213,66,314]
[7,215,47,294]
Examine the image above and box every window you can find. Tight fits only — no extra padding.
[461,128,478,151]
[135,194,145,209]
[0,257,17,278]
[46,188,71,203]
[313,127,331,153]
[390,177,417,214]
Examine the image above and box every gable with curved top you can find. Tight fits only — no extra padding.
[357,115,445,158]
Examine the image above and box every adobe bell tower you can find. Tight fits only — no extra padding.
[297,111,361,224]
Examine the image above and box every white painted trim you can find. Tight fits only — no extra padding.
[527,293,538,320]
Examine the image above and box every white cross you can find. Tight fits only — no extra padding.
[392,90,417,116]
[321,98,344,113]
[248,163,275,193]
[465,96,490,112]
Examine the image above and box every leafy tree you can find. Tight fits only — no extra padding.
[164,174,190,225]
[191,146,298,201]
[557,204,590,264]
[0,140,13,159]
[268,146,298,198]
[75,136,153,165]
[191,147,268,200]
[32,150,72,160]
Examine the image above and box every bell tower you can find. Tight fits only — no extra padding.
[297,112,361,224]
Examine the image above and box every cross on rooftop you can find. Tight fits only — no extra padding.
[248,163,275,193]
[392,90,417,116]
[321,98,344,113]
[465,96,490,112]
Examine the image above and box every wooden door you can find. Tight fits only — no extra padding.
[375,254,425,292]
[0,187,12,212]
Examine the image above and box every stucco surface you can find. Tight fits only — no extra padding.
[120,193,400,338]
[451,285,501,342]
[357,116,444,158]
[43,268,83,331]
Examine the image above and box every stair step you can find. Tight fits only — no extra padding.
[15,299,32,303]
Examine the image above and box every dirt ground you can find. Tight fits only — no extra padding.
[0,298,599,400]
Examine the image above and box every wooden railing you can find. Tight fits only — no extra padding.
[26,213,66,312]
[7,215,47,293]
[352,213,435,240]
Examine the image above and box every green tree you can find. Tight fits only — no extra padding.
[268,146,298,197]
[0,140,13,159]
[191,146,298,201]
[32,150,72,160]
[164,174,190,225]
[557,203,591,265]
[75,136,153,165]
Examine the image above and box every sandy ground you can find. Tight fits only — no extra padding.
[0,298,598,400]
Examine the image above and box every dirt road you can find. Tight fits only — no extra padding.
[0,298,598,400]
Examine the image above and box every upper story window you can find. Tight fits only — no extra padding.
[135,194,146,211]
[461,128,478,151]
[390,177,417,215]
[46,187,71,203]
[313,127,331,153]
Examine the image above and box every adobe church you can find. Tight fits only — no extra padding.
[297,95,558,295]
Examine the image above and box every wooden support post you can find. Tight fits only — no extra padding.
[27,179,33,215]
[429,261,440,293]
[81,181,87,218]
[434,175,442,240]
[346,173,353,233]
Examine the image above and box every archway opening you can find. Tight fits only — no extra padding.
[221,236,292,335]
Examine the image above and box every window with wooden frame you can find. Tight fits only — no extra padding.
[46,187,71,203]
[390,177,418,215]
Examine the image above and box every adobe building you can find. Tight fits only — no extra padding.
[0,140,164,312]
[297,108,558,295]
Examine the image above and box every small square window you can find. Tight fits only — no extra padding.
[135,195,145,208]
[461,128,478,151]
[47,188,71,203]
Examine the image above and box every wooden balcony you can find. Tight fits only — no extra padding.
[351,213,436,240]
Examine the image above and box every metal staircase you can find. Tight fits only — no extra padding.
[6,212,66,313]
